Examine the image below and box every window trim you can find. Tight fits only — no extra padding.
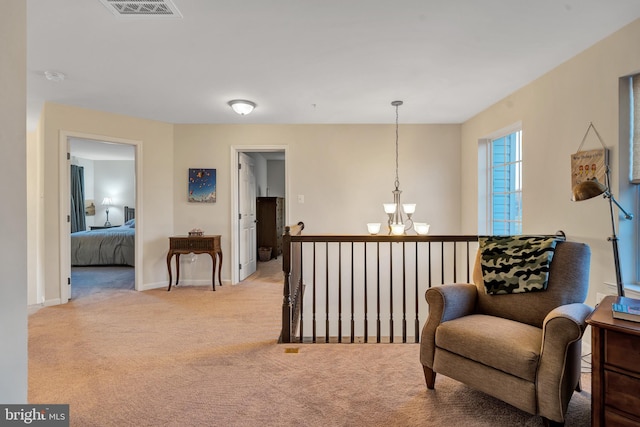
[478,122,523,235]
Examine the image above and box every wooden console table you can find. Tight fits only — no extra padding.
[586,295,640,426]
[166,235,222,291]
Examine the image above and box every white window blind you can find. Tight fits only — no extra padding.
[631,75,640,183]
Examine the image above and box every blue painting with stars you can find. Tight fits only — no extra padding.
[188,168,216,203]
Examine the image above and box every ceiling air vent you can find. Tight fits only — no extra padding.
[99,0,182,18]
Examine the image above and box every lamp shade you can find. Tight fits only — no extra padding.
[228,99,256,115]
[383,203,396,214]
[403,203,416,214]
[391,223,405,235]
[101,197,113,206]
[367,223,381,235]
[572,178,607,202]
[414,223,430,235]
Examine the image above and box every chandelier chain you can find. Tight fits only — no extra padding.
[394,102,400,190]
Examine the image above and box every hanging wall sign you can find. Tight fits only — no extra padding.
[570,148,608,190]
[570,122,609,192]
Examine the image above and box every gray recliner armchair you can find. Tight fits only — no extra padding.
[420,239,592,427]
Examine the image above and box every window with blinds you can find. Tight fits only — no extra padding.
[631,75,640,183]
[489,130,522,235]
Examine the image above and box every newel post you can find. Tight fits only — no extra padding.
[281,226,293,343]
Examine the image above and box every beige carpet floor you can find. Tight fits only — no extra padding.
[29,259,591,427]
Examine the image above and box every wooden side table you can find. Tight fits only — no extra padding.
[586,295,640,426]
[166,235,222,291]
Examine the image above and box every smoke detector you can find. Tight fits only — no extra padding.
[98,0,182,18]
[44,71,66,82]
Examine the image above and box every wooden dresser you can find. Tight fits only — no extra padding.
[256,197,284,259]
[166,235,222,291]
[586,295,640,426]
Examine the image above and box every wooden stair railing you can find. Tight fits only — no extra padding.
[280,222,305,343]
[280,228,479,344]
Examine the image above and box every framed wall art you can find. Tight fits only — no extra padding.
[188,168,216,203]
[85,200,96,216]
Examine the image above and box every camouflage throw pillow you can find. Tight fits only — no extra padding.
[479,235,558,295]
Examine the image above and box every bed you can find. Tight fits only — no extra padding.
[71,206,136,266]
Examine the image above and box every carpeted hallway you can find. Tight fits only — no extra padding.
[28,259,591,426]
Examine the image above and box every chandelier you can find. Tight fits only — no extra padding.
[380,101,429,235]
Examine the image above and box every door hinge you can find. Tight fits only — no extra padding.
[239,264,242,270]
[238,163,242,170]
[239,213,242,220]
[67,152,70,160]
[68,277,71,285]
[67,215,71,223]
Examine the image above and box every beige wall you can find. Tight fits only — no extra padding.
[0,0,27,402]
[36,109,460,298]
[461,18,640,304]
[173,123,462,282]
[40,103,174,301]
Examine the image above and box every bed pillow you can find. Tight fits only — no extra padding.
[479,235,558,295]
[125,219,135,228]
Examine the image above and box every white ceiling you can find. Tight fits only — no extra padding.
[27,1,640,130]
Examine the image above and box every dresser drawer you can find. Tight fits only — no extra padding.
[604,408,640,427]
[606,329,640,372]
[605,370,640,418]
[170,237,218,251]
[605,408,640,427]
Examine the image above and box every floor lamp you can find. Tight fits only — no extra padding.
[572,168,633,297]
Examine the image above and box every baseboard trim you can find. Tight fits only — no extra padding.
[139,280,229,291]
[139,282,168,291]
[43,298,62,307]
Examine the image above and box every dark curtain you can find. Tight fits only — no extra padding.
[70,165,86,233]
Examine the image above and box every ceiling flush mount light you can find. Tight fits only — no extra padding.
[228,99,256,116]
[44,70,66,82]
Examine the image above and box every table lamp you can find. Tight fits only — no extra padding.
[101,197,113,227]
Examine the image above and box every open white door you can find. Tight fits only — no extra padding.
[238,152,257,280]
[60,132,142,305]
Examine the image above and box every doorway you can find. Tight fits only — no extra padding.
[59,132,142,303]
[230,146,287,284]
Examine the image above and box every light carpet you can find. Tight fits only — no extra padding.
[29,259,590,426]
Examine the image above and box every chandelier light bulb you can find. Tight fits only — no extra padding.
[391,223,405,235]
[403,204,416,215]
[414,223,431,235]
[383,203,397,214]
[367,223,381,235]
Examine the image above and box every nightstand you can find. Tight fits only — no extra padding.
[586,295,640,426]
